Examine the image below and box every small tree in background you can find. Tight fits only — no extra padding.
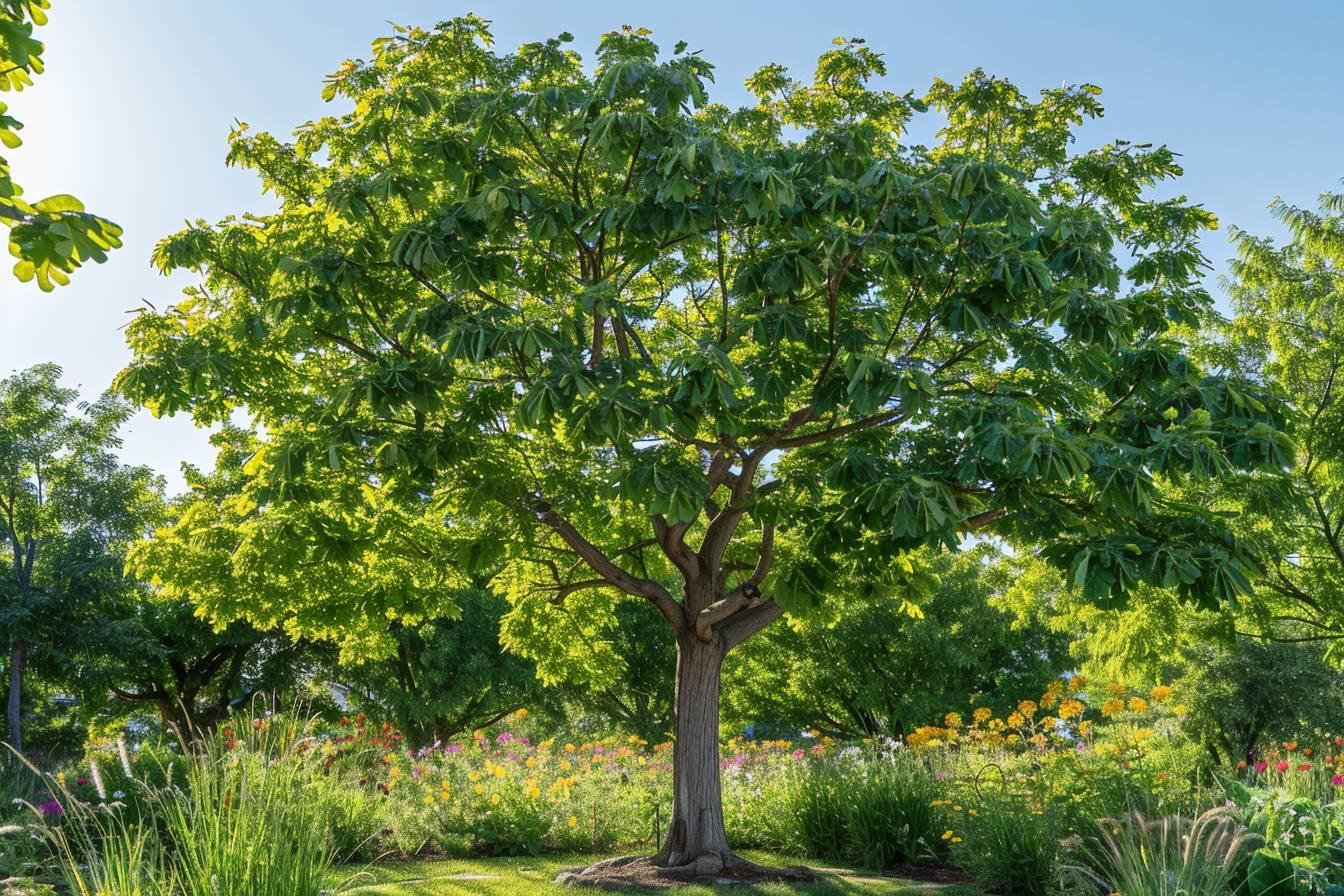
[723,546,1071,739]
[0,364,159,752]
[0,1,121,290]
[119,18,1290,879]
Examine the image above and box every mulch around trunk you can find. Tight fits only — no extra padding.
[555,855,815,889]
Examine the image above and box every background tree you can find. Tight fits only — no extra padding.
[118,19,1290,878]
[0,1,121,290]
[1211,186,1344,655]
[337,589,541,747]
[1172,635,1344,765]
[83,594,321,735]
[0,363,159,752]
[723,546,1070,738]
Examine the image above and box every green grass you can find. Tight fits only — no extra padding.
[326,853,986,895]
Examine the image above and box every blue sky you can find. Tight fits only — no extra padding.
[1,1,1340,490]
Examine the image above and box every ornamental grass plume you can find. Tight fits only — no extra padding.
[1069,806,1259,896]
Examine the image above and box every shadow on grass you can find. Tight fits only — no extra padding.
[330,853,985,895]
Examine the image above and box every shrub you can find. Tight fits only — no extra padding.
[954,796,1063,896]
[780,759,851,861]
[767,751,949,869]
[842,755,947,867]
[310,776,385,862]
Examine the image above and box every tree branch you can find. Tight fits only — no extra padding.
[523,496,685,632]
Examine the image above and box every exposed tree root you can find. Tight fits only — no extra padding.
[555,853,815,889]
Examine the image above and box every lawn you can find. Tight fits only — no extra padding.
[326,854,986,895]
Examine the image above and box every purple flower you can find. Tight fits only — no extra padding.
[496,732,515,744]
[443,744,463,755]
[37,801,63,817]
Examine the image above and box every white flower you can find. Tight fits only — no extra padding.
[112,790,125,800]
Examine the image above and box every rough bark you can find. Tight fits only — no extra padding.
[7,640,24,753]
[655,635,731,870]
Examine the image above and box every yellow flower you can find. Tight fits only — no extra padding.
[468,771,480,782]
[1058,699,1084,720]
[1149,684,1172,702]
[491,793,501,805]
[1007,711,1025,727]
[568,816,578,827]
[1173,703,1189,717]
[526,757,537,769]
[951,837,962,844]
[1101,699,1124,717]
[424,795,435,805]
[942,830,954,840]
[972,707,993,724]
[1018,700,1038,718]
[944,712,963,728]
[564,743,575,753]
[1106,681,1126,696]
[515,708,529,719]
[1127,697,1149,713]
[474,784,484,795]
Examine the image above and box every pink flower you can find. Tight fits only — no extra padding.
[1332,774,1343,787]
[1275,760,1290,773]
[1255,762,1267,772]
[791,749,805,761]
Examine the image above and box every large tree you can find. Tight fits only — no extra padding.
[0,364,158,752]
[0,1,121,290]
[118,19,1289,880]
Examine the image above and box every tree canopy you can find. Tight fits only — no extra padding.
[120,19,1289,645]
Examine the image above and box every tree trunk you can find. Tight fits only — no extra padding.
[7,640,24,753]
[654,635,733,871]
